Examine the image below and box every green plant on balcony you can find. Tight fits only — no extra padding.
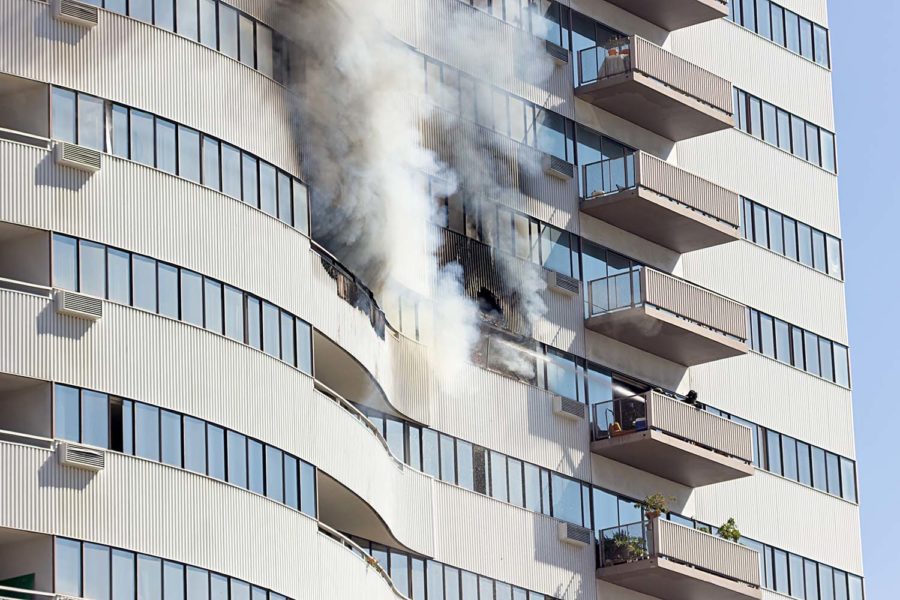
[635,493,676,519]
[717,517,742,542]
[602,530,648,566]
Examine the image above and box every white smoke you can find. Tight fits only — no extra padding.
[276,0,556,381]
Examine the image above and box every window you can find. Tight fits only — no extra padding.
[51,87,77,143]
[133,255,158,312]
[131,110,155,167]
[79,239,106,298]
[785,10,800,53]
[266,445,284,501]
[261,301,280,358]
[841,457,857,502]
[199,0,218,49]
[178,127,202,183]
[226,430,248,487]
[238,14,255,67]
[812,446,827,492]
[300,461,316,516]
[158,263,180,319]
[826,452,841,496]
[257,26,274,77]
[766,430,782,475]
[111,104,129,157]
[221,143,242,198]
[224,285,244,341]
[204,279,224,333]
[246,297,261,349]
[55,384,81,442]
[56,538,83,596]
[782,436,798,480]
[219,4,239,60]
[135,403,160,461]
[176,0,198,40]
[82,390,109,448]
[108,248,131,304]
[550,474,582,525]
[207,424,226,480]
[184,416,207,474]
[284,455,299,509]
[241,153,259,207]
[248,439,265,494]
[777,109,791,151]
[770,4,785,45]
[155,0,174,31]
[180,269,204,326]
[161,410,183,467]
[156,119,178,174]
[112,550,135,600]
[163,563,184,600]
[78,94,105,151]
[137,555,162,600]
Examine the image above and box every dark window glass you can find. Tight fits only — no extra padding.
[135,403,160,461]
[158,263,180,319]
[154,0,174,30]
[53,234,79,291]
[224,285,244,341]
[112,550,135,600]
[82,389,109,448]
[131,110,155,167]
[221,143,241,199]
[108,248,131,304]
[266,445,284,501]
[775,319,791,363]
[239,15,255,67]
[198,0,217,48]
[259,162,277,217]
[111,104,129,158]
[219,4,239,59]
[133,255,157,312]
[804,331,821,376]
[261,301,280,358]
[791,115,807,159]
[797,441,812,486]
[826,452,841,495]
[201,137,220,191]
[280,311,296,366]
[785,11,800,53]
[812,446,827,492]
[841,457,857,502]
[55,384,81,442]
[277,172,293,226]
[51,87,77,143]
[160,410,182,467]
[284,455,299,509]
[507,458,524,507]
[156,119,177,174]
[296,319,313,375]
[783,216,798,260]
[248,439,265,494]
[798,223,813,267]
[175,0,198,40]
[226,430,248,487]
[204,278,223,334]
[183,416,206,474]
[422,429,439,477]
[180,269,204,327]
[766,430,782,475]
[79,239,106,298]
[178,126,201,183]
[78,94,105,151]
[207,424,226,480]
[771,4,785,45]
[550,474,582,525]
[300,461,316,516]
[246,297,261,349]
[782,436,798,479]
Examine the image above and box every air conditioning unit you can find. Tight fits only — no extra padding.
[52,0,99,27]
[558,521,592,548]
[55,142,102,172]
[57,442,105,472]
[545,40,569,66]
[542,154,574,180]
[55,290,103,320]
[552,394,586,421]
[546,271,580,297]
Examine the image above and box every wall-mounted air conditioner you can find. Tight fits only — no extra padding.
[52,0,99,27]
[57,442,105,472]
[55,290,103,320]
[55,142,101,172]
[552,394,586,421]
[546,271,580,297]
[558,521,592,548]
[545,40,569,66]
[542,154,574,180]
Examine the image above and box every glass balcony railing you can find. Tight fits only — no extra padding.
[578,38,634,87]
[586,268,643,317]
[581,155,637,198]
[590,395,649,441]
[598,521,653,568]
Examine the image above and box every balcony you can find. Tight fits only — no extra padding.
[580,152,740,253]
[590,392,754,486]
[576,37,733,141]
[600,0,729,31]
[585,267,747,366]
[597,518,761,600]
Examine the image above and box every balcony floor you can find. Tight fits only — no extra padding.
[591,429,754,487]
[601,0,729,30]
[581,187,739,253]
[576,72,733,141]
[598,557,762,600]
[585,305,747,366]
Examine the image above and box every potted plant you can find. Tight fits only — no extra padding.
[603,530,648,566]
[717,518,741,542]
[635,493,675,520]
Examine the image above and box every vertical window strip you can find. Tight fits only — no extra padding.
[728,0,830,67]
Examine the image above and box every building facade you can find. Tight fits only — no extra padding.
[0,1,863,600]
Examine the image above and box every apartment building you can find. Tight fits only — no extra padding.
[0,1,863,600]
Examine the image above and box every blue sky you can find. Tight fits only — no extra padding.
[829,1,899,597]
